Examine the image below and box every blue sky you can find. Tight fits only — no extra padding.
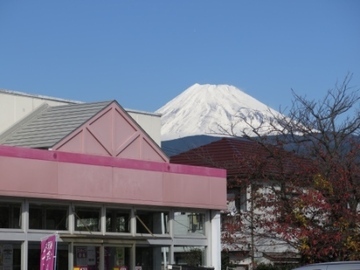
[1,1,359,113]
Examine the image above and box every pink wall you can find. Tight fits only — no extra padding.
[0,145,227,210]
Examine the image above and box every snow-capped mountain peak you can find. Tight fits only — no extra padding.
[156,84,282,141]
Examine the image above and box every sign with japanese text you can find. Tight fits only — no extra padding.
[40,234,57,270]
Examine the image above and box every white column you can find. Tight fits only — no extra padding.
[22,200,29,270]
[21,240,28,270]
[69,242,74,270]
[210,210,221,270]
[131,243,136,269]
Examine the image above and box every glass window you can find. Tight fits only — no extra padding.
[29,203,68,230]
[106,208,130,233]
[188,213,204,233]
[74,245,99,270]
[105,246,130,270]
[227,187,247,214]
[174,246,205,267]
[136,210,169,234]
[174,212,205,236]
[0,242,21,270]
[136,246,169,270]
[0,202,21,229]
[74,206,101,232]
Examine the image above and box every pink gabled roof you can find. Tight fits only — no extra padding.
[53,101,169,162]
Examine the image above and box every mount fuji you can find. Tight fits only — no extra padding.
[156,83,283,143]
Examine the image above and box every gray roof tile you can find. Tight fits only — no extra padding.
[0,101,113,148]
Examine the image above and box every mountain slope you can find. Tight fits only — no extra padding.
[156,84,282,141]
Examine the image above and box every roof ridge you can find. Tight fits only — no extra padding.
[49,100,114,109]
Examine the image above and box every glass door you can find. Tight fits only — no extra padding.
[73,244,131,270]
[73,245,100,270]
[104,246,131,270]
[135,245,169,270]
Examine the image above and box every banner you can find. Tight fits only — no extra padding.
[40,234,57,270]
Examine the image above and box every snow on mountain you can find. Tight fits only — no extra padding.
[156,83,283,141]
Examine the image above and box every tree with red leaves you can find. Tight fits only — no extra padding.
[228,73,360,263]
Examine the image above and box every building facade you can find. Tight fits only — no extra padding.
[0,90,227,270]
[170,138,303,269]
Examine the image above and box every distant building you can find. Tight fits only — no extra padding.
[0,89,226,270]
[171,138,304,269]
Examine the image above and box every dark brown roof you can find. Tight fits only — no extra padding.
[170,137,313,179]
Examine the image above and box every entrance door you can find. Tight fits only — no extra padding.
[73,245,100,270]
[135,245,169,270]
[104,246,131,270]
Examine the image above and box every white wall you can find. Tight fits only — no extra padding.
[0,90,76,135]
[127,109,162,146]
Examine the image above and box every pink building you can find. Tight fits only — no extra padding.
[0,90,226,270]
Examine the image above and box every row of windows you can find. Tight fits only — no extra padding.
[0,242,206,270]
[0,202,206,236]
